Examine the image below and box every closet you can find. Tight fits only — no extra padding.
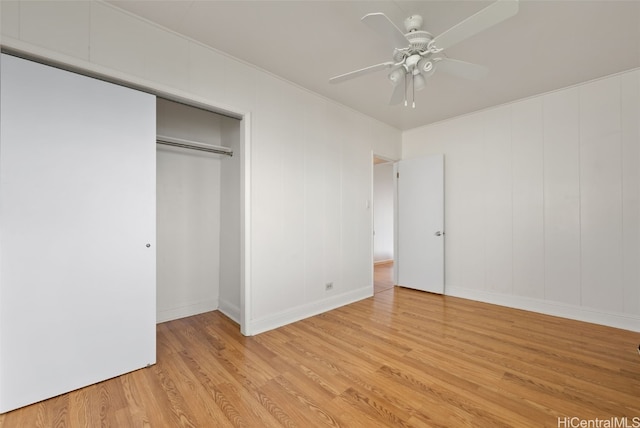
[155,98,241,324]
[0,54,242,414]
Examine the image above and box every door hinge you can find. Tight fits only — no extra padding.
[397,172,399,178]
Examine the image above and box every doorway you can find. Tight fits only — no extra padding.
[373,155,395,294]
[373,154,445,295]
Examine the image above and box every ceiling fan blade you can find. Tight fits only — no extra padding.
[362,13,409,49]
[436,58,489,80]
[433,0,519,50]
[389,74,406,105]
[329,61,395,84]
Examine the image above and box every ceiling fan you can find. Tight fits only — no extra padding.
[329,0,519,107]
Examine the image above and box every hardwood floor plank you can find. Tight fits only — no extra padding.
[1,264,639,427]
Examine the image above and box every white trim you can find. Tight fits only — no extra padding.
[246,287,373,336]
[393,162,400,286]
[1,37,245,119]
[446,286,640,333]
[369,151,376,303]
[218,300,241,325]
[157,299,218,324]
[240,113,252,335]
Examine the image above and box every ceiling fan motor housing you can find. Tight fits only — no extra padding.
[404,14,424,32]
[403,15,433,53]
[406,31,433,53]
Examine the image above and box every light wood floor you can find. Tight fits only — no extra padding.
[373,262,394,294]
[1,267,639,427]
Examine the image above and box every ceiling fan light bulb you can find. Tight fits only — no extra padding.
[388,68,405,86]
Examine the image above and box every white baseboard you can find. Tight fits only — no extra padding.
[156,299,218,324]
[246,286,373,336]
[218,299,241,324]
[446,286,640,332]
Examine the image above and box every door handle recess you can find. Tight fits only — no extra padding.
[435,231,443,236]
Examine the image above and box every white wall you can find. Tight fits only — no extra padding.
[0,0,402,335]
[403,69,640,332]
[157,97,224,145]
[373,163,394,263]
[156,147,221,323]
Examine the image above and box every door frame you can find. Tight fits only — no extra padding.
[371,152,399,289]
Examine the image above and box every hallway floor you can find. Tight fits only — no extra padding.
[374,262,394,294]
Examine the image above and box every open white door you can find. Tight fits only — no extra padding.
[395,155,444,293]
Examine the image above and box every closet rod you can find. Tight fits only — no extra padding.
[156,135,233,157]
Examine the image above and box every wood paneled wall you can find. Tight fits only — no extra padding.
[403,69,640,331]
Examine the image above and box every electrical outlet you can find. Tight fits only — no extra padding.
[325,282,333,291]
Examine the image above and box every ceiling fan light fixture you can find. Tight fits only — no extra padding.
[413,73,426,91]
[405,54,422,70]
[388,68,405,86]
[418,58,436,77]
[393,49,406,63]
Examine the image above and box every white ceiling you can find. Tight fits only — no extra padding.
[108,0,640,131]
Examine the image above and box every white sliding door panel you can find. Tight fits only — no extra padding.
[0,54,156,413]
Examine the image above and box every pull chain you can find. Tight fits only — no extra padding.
[412,74,416,108]
[404,73,408,107]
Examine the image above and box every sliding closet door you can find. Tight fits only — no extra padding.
[0,54,156,413]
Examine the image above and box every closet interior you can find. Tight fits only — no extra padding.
[156,98,242,325]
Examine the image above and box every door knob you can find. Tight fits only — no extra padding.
[435,231,443,236]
